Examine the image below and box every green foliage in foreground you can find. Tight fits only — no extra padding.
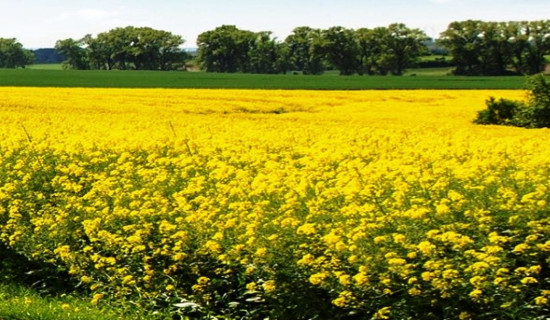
[475,74,550,127]
[0,282,132,320]
[0,243,162,320]
[0,68,531,89]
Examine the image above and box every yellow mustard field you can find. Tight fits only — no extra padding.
[0,88,549,319]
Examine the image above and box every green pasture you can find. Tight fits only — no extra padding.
[28,63,64,70]
[0,68,531,89]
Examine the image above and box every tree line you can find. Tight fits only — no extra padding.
[197,24,429,75]
[0,20,548,75]
[439,20,550,75]
[55,26,188,70]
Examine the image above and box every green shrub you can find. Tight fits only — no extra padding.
[473,97,522,125]
[474,74,550,128]
[525,73,550,127]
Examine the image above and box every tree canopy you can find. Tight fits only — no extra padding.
[439,20,550,75]
[55,26,187,71]
[198,24,428,75]
[197,25,288,74]
[0,38,34,68]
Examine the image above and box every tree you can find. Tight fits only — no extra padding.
[476,22,510,75]
[438,20,484,75]
[0,38,34,68]
[320,27,360,75]
[83,34,113,70]
[124,27,186,71]
[55,38,89,70]
[507,21,550,75]
[284,27,324,75]
[197,25,256,73]
[381,23,428,75]
[356,28,382,75]
[248,32,284,74]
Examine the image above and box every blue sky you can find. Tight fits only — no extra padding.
[1,0,548,48]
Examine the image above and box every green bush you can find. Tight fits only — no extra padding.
[474,74,550,128]
[526,74,550,127]
[473,97,522,125]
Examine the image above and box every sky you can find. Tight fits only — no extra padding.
[0,0,548,49]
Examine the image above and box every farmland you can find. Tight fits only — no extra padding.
[0,87,549,319]
[0,68,530,89]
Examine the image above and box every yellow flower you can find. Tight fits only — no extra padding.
[469,276,485,287]
[353,273,368,286]
[435,203,450,215]
[297,223,316,236]
[309,272,328,286]
[535,296,548,306]
[122,275,135,285]
[469,289,482,300]
[262,280,276,293]
[512,243,529,254]
[520,277,538,285]
[338,274,351,286]
[332,290,353,308]
[246,282,257,292]
[91,293,104,305]
[417,241,435,256]
[421,272,433,282]
[197,276,210,285]
[408,288,421,296]
[374,306,391,319]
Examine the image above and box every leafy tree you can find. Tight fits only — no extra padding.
[284,27,324,75]
[0,38,34,68]
[320,27,360,75]
[507,21,550,75]
[438,20,485,75]
[381,23,429,75]
[197,25,256,73]
[477,22,510,75]
[83,34,113,70]
[356,28,381,75]
[125,27,187,71]
[55,38,89,70]
[273,42,292,74]
[356,27,400,75]
[247,32,282,74]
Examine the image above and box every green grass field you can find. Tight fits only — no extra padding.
[28,63,64,70]
[0,68,531,89]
